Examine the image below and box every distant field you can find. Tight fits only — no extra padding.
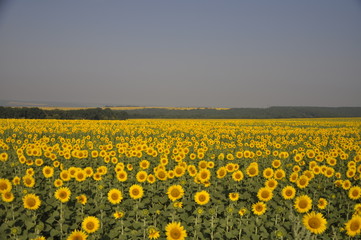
[39,106,231,111]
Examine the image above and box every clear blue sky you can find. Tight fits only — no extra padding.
[0,1,360,107]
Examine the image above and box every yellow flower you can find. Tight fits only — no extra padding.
[148,227,160,239]
[107,189,123,204]
[165,222,187,240]
[238,208,247,216]
[23,175,35,188]
[349,186,361,200]
[82,216,100,233]
[0,178,12,193]
[66,230,88,240]
[197,169,211,183]
[232,170,244,181]
[129,184,144,200]
[317,198,327,209]
[75,170,87,182]
[42,166,54,178]
[229,192,239,201]
[23,194,41,210]
[76,194,87,205]
[281,186,296,200]
[262,168,274,179]
[345,215,361,237]
[54,187,71,203]
[194,190,210,205]
[113,211,124,219]
[216,167,227,179]
[252,202,267,215]
[167,185,184,202]
[136,171,148,183]
[257,187,273,202]
[303,211,327,234]
[2,191,15,202]
[294,195,312,213]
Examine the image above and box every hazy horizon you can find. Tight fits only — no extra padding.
[1,1,361,108]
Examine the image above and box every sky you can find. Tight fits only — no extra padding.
[0,1,361,108]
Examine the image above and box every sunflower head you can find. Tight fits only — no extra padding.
[55,187,71,203]
[82,216,100,233]
[167,185,184,202]
[294,195,312,213]
[345,215,361,237]
[302,211,327,234]
[129,184,144,200]
[66,229,88,240]
[165,222,187,240]
[23,193,41,210]
[107,188,123,204]
[194,190,210,205]
[252,202,267,215]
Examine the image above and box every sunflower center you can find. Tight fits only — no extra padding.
[308,217,321,228]
[261,191,269,198]
[27,198,36,207]
[0,183,7,190]
[59,192,67,199]
[286,190,293,196]
[111,193,119,200]
[170,229,181,239]
[256,205,263,211]
[25,178,32,185]
[86,222,95,230]
[198,194,206,202]
[249,168,256,175]
[171,188,180,197]
[350,221,360,231]
[352,190,359,197]
[132,189,139,196]
[299,199,308,209]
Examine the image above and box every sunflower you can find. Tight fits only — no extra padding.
[148,227,160,239]
[84,167,93,177]
[238,208,247,216]
[76,194,87,205]
[345,215,361,237]
[0,178,12,193]
[167,185,184,201]
[342,180,351,190]
[274,169,286,180]
[42,166,54,178]
[252,202,267,215]
[60,170,71,181]
[302,211,327,234]
[147,174,156,184]
[140,160,150,169]
[107,189,123,204]
[2,191,14,202]
[317,198,327,209]
[55,187,71,203]
[194,190,210,205]
[246,165,258,177]
[23,193,41,210]
[12,176,20,185]
[216,167,227,179]
[349,186,361,200]
[136,171,148,183]
[197,169,211,183]
[229,192,239,201]
[23,175,35,188]
[155,169,168,181]
[75,170,86,182]
[174,166,186,177]
[116,170,128,182]
[67,230,88,240]
[281,186,296,200]
[82,216,100,233]
[129,184,144,200]
[265,179,278,190]
[54,179,63,187]
[272,159,281,168]
[296,175,309,189]
[289,172,298,183]
[294,195,312,213]
[165,222,187,240]
[113,211,124,219]
[262,168,274,179]
[257,187,273,202]
[232,170,244,182]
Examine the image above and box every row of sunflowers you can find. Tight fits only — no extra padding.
[0,118,361,239]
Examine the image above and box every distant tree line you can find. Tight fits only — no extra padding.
[0,107,128,120]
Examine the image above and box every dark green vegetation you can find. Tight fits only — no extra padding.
[1,106,361,119]
[0,107,128,120]
[125,107,361,119]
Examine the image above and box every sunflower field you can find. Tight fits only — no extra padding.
[1,118,361,240]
